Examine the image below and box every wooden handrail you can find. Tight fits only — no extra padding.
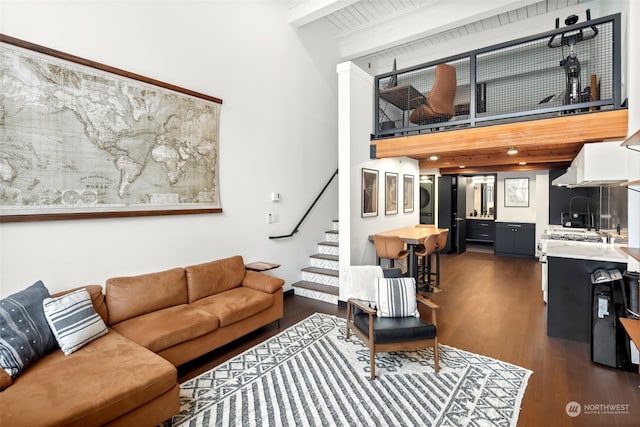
[269,168,338,239]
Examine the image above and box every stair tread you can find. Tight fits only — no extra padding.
[310,253,339,261]
[318,241,338,247]
[302,266,339,277]
[292,281,339,295]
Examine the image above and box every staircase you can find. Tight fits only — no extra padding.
[292,220,340,304]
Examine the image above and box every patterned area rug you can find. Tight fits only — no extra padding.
[173,313,532,426]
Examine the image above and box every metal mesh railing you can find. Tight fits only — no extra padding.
[374,13,621,139]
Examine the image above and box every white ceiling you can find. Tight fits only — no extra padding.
[289,0,597,74]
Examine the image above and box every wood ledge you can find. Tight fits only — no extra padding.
[371,109,628,171]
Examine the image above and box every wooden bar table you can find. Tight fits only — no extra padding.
[620,318,640,374]
[618,246,640,373]
[374,226,446,285]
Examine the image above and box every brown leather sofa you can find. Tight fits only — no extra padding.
[0,255,284,427]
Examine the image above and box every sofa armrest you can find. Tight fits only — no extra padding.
[0,368,13,390]
[242,270,284,293]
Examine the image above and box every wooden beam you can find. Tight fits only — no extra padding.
[372,110,628,159]
[439,162,569,175]
[288,0,360,27]
[419,144,581,169]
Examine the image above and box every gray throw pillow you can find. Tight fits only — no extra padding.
[376,277,419,318]
[0,281,58,378]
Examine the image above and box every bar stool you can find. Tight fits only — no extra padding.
[373,235,409,270]
[429,229,449,288]
[414,234,438,288]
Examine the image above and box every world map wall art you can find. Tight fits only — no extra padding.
[0,34,223,222]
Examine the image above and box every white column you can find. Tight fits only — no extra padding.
[627,0,640,271]
[337,62,419,302]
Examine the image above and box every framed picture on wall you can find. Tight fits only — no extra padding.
[403,174,414,213]
[0,34,223,223]
[504,178,529,207]
[385,172,398,215]
[361,168,378,217]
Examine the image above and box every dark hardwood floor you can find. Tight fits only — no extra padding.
[178,251,640,427]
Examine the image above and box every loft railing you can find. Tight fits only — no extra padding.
[373,12,622,140]
[269,168,338,239]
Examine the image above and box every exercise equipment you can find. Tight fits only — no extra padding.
[548,9,598,107]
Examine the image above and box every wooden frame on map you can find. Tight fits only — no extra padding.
[0,34,223,223]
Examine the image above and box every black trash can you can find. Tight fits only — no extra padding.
[590,269,633,370]
[622,271,639,319]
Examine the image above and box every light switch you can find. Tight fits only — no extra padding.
[267,213,279,223]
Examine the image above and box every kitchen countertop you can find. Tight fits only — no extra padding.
[620,246,640,263]
[544,239,629,263]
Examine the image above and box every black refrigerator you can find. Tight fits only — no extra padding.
[437,175,466,254]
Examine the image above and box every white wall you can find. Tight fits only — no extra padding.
[337,62,419,302]
[496,171,540,223]
[495,171,549,243]
[0,1,340,296]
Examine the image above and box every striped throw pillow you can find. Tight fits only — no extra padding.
[376,277,419,318]
[43,288,108,355]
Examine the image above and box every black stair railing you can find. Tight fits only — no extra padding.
[269,168,338,239]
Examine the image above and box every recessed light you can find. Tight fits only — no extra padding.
[519,162,527,165]
[429,155,439,161]
[507,147,518,155]
[459,165,466,168]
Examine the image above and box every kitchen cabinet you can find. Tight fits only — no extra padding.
[547,256,627,343]
[466,218,495,242]
[494,222,535,257]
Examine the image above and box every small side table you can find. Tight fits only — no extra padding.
[378,84,425,127]
[245,261,280,272]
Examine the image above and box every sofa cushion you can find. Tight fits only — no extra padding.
[0,281,58,380]
[43,288,108,355]
[0,330,176,427]
[186,256,246,303]
[110,305,219,353]
[191,287,274,327]
[106,267,188,325]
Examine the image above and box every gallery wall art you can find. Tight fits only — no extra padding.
[361,168,378,217]
[504,178,529,207]
[385,172,398,215]
[0,34,223,222]
[403,174,414,213]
